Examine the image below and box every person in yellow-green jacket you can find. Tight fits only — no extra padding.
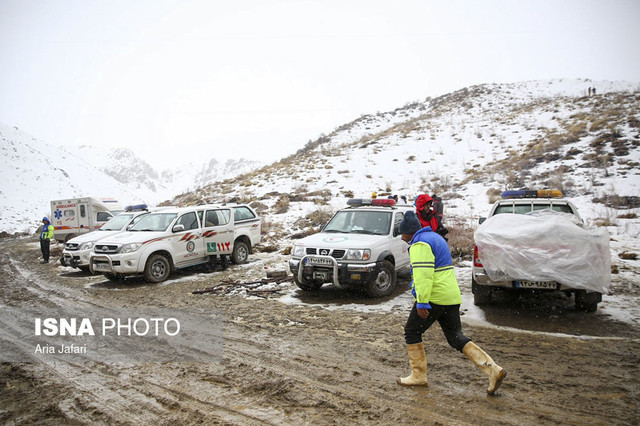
[40,217,54,264]
[396,211,506,395]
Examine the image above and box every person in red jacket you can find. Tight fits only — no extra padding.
[415,194,440,231]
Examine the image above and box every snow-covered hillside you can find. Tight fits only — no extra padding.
[2,78,639,238]
[0,124,148,234]
[170,78,640,233]
[0,124,261,234]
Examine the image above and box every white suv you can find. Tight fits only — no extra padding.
[89,204,260,283]
[289,199,413,297]
[61,207,151,271]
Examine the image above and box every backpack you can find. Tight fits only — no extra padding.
[418,206,449,241]
[432,194,443,219]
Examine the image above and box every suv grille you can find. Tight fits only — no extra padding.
[306,248,346,259]
[94,245,119,254]
[65,243,79,251]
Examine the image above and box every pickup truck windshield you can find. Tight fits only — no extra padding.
[100,213,135,231]
[324,211,391,235]
[130,213,177,232]
[494,203,575,215]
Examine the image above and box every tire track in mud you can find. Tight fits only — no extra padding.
[0,240,283,425]
[2,237,639,425]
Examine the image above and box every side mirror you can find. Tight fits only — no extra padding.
[479,218,486,225]
[172,224,185,233]
[126,224,133,230]
[393,226,399,237]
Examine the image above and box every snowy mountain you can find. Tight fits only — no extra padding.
[169,79,640,231]
[0,125,261,234]
[2,78,639,238]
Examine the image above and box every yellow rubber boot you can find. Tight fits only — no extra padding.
[396,342,429,387]
[462,342,506,395]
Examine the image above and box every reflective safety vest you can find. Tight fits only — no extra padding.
[408,227,461,309]
[40,224,54,240]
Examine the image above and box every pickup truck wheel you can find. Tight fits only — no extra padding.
[232,241,249,264]
[575,290,601,312]
[294,275,323,291]
[143,254,170,283]
[365,260,396,298]
[472,278,492,305]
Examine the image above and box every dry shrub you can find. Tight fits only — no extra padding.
[249,201,268,215]
[618,251,638,260]
[273,195,290,214]
[447,222,475,260]
[618,212,638,219]
[304,208,334,227]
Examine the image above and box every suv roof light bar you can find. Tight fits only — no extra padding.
[347,198,396,207]
[501,189,563,199]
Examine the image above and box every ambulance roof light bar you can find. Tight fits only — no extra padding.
[347,198,396,207]
[501,189,563,199]
[124,204,149,212]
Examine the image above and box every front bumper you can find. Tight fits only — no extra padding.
[61,249,91,268]
[89,253,142,275]
[289,255,381,288]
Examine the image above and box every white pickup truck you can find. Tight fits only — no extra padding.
[472,190,608,312]
[89,204,261,283]
[289,198,413,297]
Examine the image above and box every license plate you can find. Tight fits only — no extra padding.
[93,263,111,272]
[517,280,557,289]
[313,271,329,280]
[306,256,333,266]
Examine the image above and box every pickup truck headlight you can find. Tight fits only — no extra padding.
[120,243,142,254]
[345,249,371,261]
[292,245,306,257]
[79,242,94,251]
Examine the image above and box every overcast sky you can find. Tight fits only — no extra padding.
[1,0,639,170]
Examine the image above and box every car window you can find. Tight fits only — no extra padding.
[493,204,513,215]
[205,209,231,227]
[233,206,256,221]
[176,212,199,231]
[394,212,405,232]
[97,211,112,221]
[325,210,391,235]
[131,213,177,231]
[552,204,574,214]
[101,213,134,231]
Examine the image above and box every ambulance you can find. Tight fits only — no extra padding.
[50,197,122,242]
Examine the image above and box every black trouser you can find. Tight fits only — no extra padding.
[40,238,50,262]
[404,302,471,351]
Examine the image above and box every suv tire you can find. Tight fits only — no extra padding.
[232,241,249,264]
[472,278,492,305]
[294,275,324,291]
[365,260,396,298]
[143,254,171,283]
[575,290,600,312]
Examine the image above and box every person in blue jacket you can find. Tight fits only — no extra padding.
[40,217,54,264]
[396,211,506,395]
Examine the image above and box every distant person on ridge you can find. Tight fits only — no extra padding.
[395,211,506,395]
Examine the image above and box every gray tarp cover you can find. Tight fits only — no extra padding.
[474,211,610,292]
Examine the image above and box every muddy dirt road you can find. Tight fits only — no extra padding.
[1,236,639,425]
